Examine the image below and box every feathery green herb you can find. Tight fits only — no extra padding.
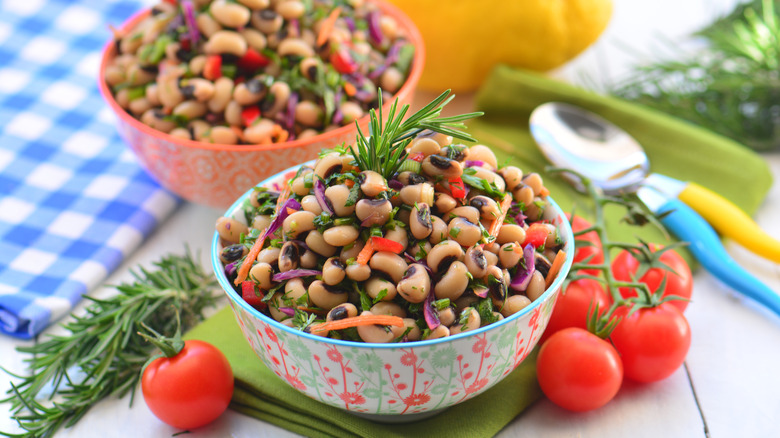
[349,89,483,179]
[0,251,219,438]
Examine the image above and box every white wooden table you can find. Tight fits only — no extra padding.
[3,0,780,436]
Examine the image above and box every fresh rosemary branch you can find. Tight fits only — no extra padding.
[609,0,780,151]
[349,89,483,179]
[0,251,219,438]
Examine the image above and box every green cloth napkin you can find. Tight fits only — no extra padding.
[469,66,773,265]
[185,306,541,438]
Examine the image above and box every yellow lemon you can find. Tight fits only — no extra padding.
[389,0,613,92]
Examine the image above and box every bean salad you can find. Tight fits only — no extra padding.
[216,95,568,343]
[105,0,415,145]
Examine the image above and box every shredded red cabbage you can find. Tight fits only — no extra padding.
[386,41,403,65]
[314,178,335,215]
[262,198,301,240]
[343,16,356,32]
[510,244,535,291]
[279,307,296,317]
[368,63,388,80]
[465,160,485,167]
[473,288,489,299]
[181,1,200,46]
[423,290,440,330]
[367,11,383,44]
[331,89,344,125]
[272,269,322,282]
[285,92,299,131]
[388,178,403,190]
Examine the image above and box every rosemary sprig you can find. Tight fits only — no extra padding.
[349,89,483,179]
[609,0,780,151]
[0,251,219,438]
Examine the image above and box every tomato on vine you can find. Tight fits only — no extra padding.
[567,214,604,275]
[612,244,693,312]
[609,302,691,383]
[540,278,611,343]
[537,327,623,412]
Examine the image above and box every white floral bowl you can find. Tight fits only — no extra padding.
[212,163,575,421]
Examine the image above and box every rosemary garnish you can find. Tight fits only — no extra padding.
[0,251,219,438]
[349,90,483,179]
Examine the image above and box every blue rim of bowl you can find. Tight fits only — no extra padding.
[212,164,575,349]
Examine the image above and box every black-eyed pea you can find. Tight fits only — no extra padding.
[345,262,371,281]
[295,100,323,126]
[128,97,152,116]
[399,183,434,206]
[383,227,408,250]
[220,244,247,264]
[397,171,427,186]
[379,67,404,94]
[450,307,481,335]
[434,261,469,301]
[396,264,431,303]
[434,192,457,215]
[224,100,243,126]
[499,166,524,192]
[249,262,274,290]
[314,153,343,180]
[438,144,469,163]
[173,100,207,120]
[340,101,364,124]
[278,241,301,272]
[189,55,207,76]
[142,83,160,107]
[471,166,506,192]
[208,126,238,144]
[243,118,276,143]
[526,271,546,301]
[410,203,433,240]
[308,280,348,310]
[483,241,500,256]
[425,324,450,340]
[339,240,364,262]
[408,240,431,260]
[322,257,346,286]
[366,277,397,301]
[501,295,532,317]
[324,185,355,217]
[512,184,535,206]
[485,265,508,303]
[468,144,498,169]
[392,318,421,341]
[216,216,248,243]
[464,245,488,277]
[265,81,290,117]
[208,77,234,113]
[157,77,184,109]
[301,195,323,215]
[251,214,272,231]
[369,251,408,283]
[298,129,319,140]
[299,57,319,81]
[422,155,462,179]
[359,170,387,198]
[290,170,313,196]
[169,128,191,140]
[268,292,288,320]
[104,65,125,86]
[525,198,544,222]
[306,230,337,257]
[285,278,308,304]
[379,15,398,39]
[300,249,318,269]
[439,307,457,327]
[339,154,357,173]
[491,312,504,323]
[448,218,482,247]
[233,79,267,106]
[370,301,406,317]
[326,303,358,321]
[499,243,523,269]
[429,216,448,245]
[523,173,545,197]
[238,0,269,9]
[497,223,526,245]
[323,225,359,247]
[445,206,480,224]
[355,199,392,226]
[204,30,248,57]
[356,311,396,343]
[469,195,501,221]
[257,247,281,265]
[211,0,251,28]
[276,0,305,19]
[408,137,440,157]
[164,42,181,62]
[282,210,316,239]
[416,130,453,147]
[278,37,314,57]
[196,13,223,38]
[241,28,267,51]
[115,88,130,108]
[427,240,464,274]
[127,64,157,86]
[454,292,480,312]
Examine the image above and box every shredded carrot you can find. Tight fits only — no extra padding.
[310,314,404,333]
[344,179,355,188]
[356,238,375,265]
[343,81,356,97]
[540,186,550,198]
[545,250,568,288]
[317,6,342,47]
[286,207,296,215]
[297,306,327,316]
[487,194,513,239]
[234,185,291,286]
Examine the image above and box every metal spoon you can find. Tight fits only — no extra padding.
[530,102,780,316]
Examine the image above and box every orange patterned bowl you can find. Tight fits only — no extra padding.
[98,1,424,209]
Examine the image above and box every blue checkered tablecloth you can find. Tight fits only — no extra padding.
[0,0,178,338]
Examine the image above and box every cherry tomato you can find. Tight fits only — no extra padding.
[567,214,604,275]
[522,223,551,248]
[612,244,693,312]
[537,327,623,412]
[142,340,234,429]
[540,278,611,343]
[610,303,691,383]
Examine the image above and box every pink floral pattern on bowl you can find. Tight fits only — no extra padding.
[213,163,574,416]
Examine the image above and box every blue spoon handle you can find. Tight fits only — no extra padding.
[655,198,780,316]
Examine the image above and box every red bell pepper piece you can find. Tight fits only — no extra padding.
[370,236,404,254]
[408,152,425,162]
[237,47,270,71]
[241,281,267,309]
[203,55,222,81]
[241,106,261,126]
[330,49,358,74]
[523,223,550,249]
[448,177,466,199]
